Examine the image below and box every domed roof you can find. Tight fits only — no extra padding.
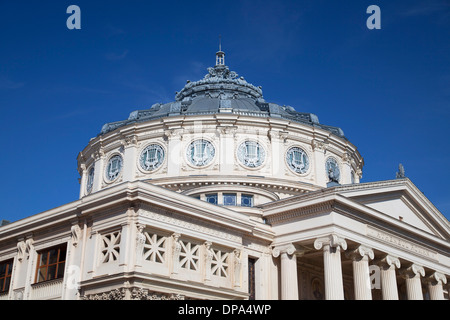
[100,51,345,139]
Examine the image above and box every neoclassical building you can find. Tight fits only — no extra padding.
[0,50,449,300]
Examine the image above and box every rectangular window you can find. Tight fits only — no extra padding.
[205,193,218,205]
[248,258,256,300]
[0,259,13,293]
[241,194,254,207]
[223,193,237,206]
[35,244,67,283]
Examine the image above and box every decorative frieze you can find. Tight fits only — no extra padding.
[367,227,438,261]
[130,288,185,300]
[81,288,126,300]
[266,201,334,224]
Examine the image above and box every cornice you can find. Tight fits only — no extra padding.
[0,200,81,243]
[79,113,361,166]
[152,175,319,195]
[265,200,335,225]
[261,184,450,257]
[77,181,261,237]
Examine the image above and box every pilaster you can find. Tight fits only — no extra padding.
[121,134,138,182]
[165,128,183,176]
[312,139,328,187]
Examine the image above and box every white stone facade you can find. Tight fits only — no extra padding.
[0,53,449,300]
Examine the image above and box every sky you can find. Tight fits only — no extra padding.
[0,0,449,223]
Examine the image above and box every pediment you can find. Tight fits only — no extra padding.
[337,179,450,240]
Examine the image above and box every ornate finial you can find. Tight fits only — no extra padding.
[216,36,225,66]
[396,163,405,179]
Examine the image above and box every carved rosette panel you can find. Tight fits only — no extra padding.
[100,230,121,263]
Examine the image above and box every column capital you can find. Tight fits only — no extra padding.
[314,234,347,251]
[400,264,425,279]
[346,245,374,261]
[374,254,401,270]
[425,272,448,286]
[272,243,303,258]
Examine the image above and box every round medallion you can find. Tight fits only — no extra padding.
[139,144,164,171]
[286,147,309,174]
[187,139,215,167]
[105,155,123,182]
[86,166,95,194]
[325,157,340,183]
[237,141,265,168]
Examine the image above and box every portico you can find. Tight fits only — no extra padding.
[272,235,448,300]
[264,179,450,300]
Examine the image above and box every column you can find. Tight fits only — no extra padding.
[78,164,87,198]
[272,243,300,300]
[22,237,35,300]
[375,255,401,300]
[346,245,374,300]
[400,264,425,300]
[314,234,347,300]
[425,272,447,300]
[62,223,83,299]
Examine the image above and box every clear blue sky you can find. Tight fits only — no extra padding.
[0,0,449,222]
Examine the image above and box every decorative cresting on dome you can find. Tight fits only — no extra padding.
[99,50,346,139]
[174,62,263,102]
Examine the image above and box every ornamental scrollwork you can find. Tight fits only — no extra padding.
[71,224,82,247]
[82,288,126,300]
[130,288,185,300]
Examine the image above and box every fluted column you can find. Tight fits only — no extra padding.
[346,245,374,300]
[272,243,300,300]
[425,272,447,300]
[314,234,347,300]
[400,264,425,300]
[375,255,401,300]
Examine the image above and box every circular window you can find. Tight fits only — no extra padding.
[105,154,123,182]
[186,139,215,167]
[139,144,165,171]
[286,147,309,174]
[237,141,265,168]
